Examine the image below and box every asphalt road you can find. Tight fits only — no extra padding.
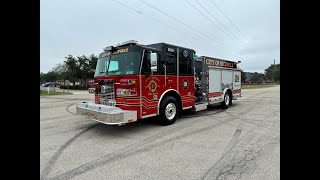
[40,86,280,180]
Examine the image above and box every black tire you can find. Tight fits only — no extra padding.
[220,91,232,109]
[159,96,179,126]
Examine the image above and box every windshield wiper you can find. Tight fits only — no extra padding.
[107,70,121,75]
[95,71,106,77]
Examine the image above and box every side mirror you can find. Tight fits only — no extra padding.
[150,52,157,72]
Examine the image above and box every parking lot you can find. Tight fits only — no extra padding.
[40,86,280,180]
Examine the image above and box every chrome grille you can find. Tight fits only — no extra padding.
[97,79,115,106]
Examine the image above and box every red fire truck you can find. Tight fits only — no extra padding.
[77,40,241,125]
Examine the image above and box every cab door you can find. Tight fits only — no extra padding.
[140,47,179,118]
[140,50,163,118]
[177,48,195,109]
[162,47,177,90]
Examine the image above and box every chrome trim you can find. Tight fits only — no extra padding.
[77,102,137,125]
[100,101,116,106]
[88,118,125,126]
[97,79,115,105]
[139,49,145,118]
[224,93,230,105]
[165,103,177,120]
[163,64,166,87]
[208,66,242,71]
[183,106,193,110]
[194,103,208,112]
[177,47,179,92]
[141,113,157,119]
[157,89,181,115]
[233,93,241,99]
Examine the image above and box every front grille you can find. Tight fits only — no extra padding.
[96,79,115,106]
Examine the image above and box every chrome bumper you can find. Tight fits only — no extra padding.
[233,93,241,100]
[76,102,137,125]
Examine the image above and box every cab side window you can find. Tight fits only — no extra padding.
[179,53,192,75]
[141,52,151,75]
[161,46,177,75]
[165,54,176,74]
[142,51,161,75]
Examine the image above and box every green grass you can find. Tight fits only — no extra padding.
[40,90,72,96]
[242,84,277,89]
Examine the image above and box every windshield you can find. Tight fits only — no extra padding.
[107,52,141,75]
[94,57,109,77]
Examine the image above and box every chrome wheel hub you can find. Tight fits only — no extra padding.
[165,103,176,120]
[225,94,230,105]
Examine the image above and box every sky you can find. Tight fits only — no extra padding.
[40,0,280,73]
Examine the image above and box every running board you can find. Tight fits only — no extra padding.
[194,103,208,112]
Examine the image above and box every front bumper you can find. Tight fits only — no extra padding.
[76,102,137,125]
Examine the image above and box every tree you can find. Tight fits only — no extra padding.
[52,62,68,81]
[77,55,91,87]
[41,53,98,86]
[45,71,59,82]
[265,64,280,83]
[88,54,98,78]
[251,72,260,84]
[64,55,80,84]
[251,72,266,84]
[76,54,98,87]
[241,71,246,83]
[40,72,46,83]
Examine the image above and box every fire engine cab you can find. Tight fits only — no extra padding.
[76,40,241,125]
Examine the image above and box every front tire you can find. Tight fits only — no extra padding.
[220,91,232,109]
[159,96,178,125]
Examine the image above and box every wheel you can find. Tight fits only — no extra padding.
[220,91,232,108]
[159,96,178,125]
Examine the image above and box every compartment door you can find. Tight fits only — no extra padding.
[221,70,233,89]
[209,68,221,93]
[233,71,241,90]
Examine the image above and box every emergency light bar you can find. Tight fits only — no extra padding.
[114,40,137,47]
[104,40,138,52]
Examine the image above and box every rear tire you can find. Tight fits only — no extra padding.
[220,91,232,109]
[159,96,178,126]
